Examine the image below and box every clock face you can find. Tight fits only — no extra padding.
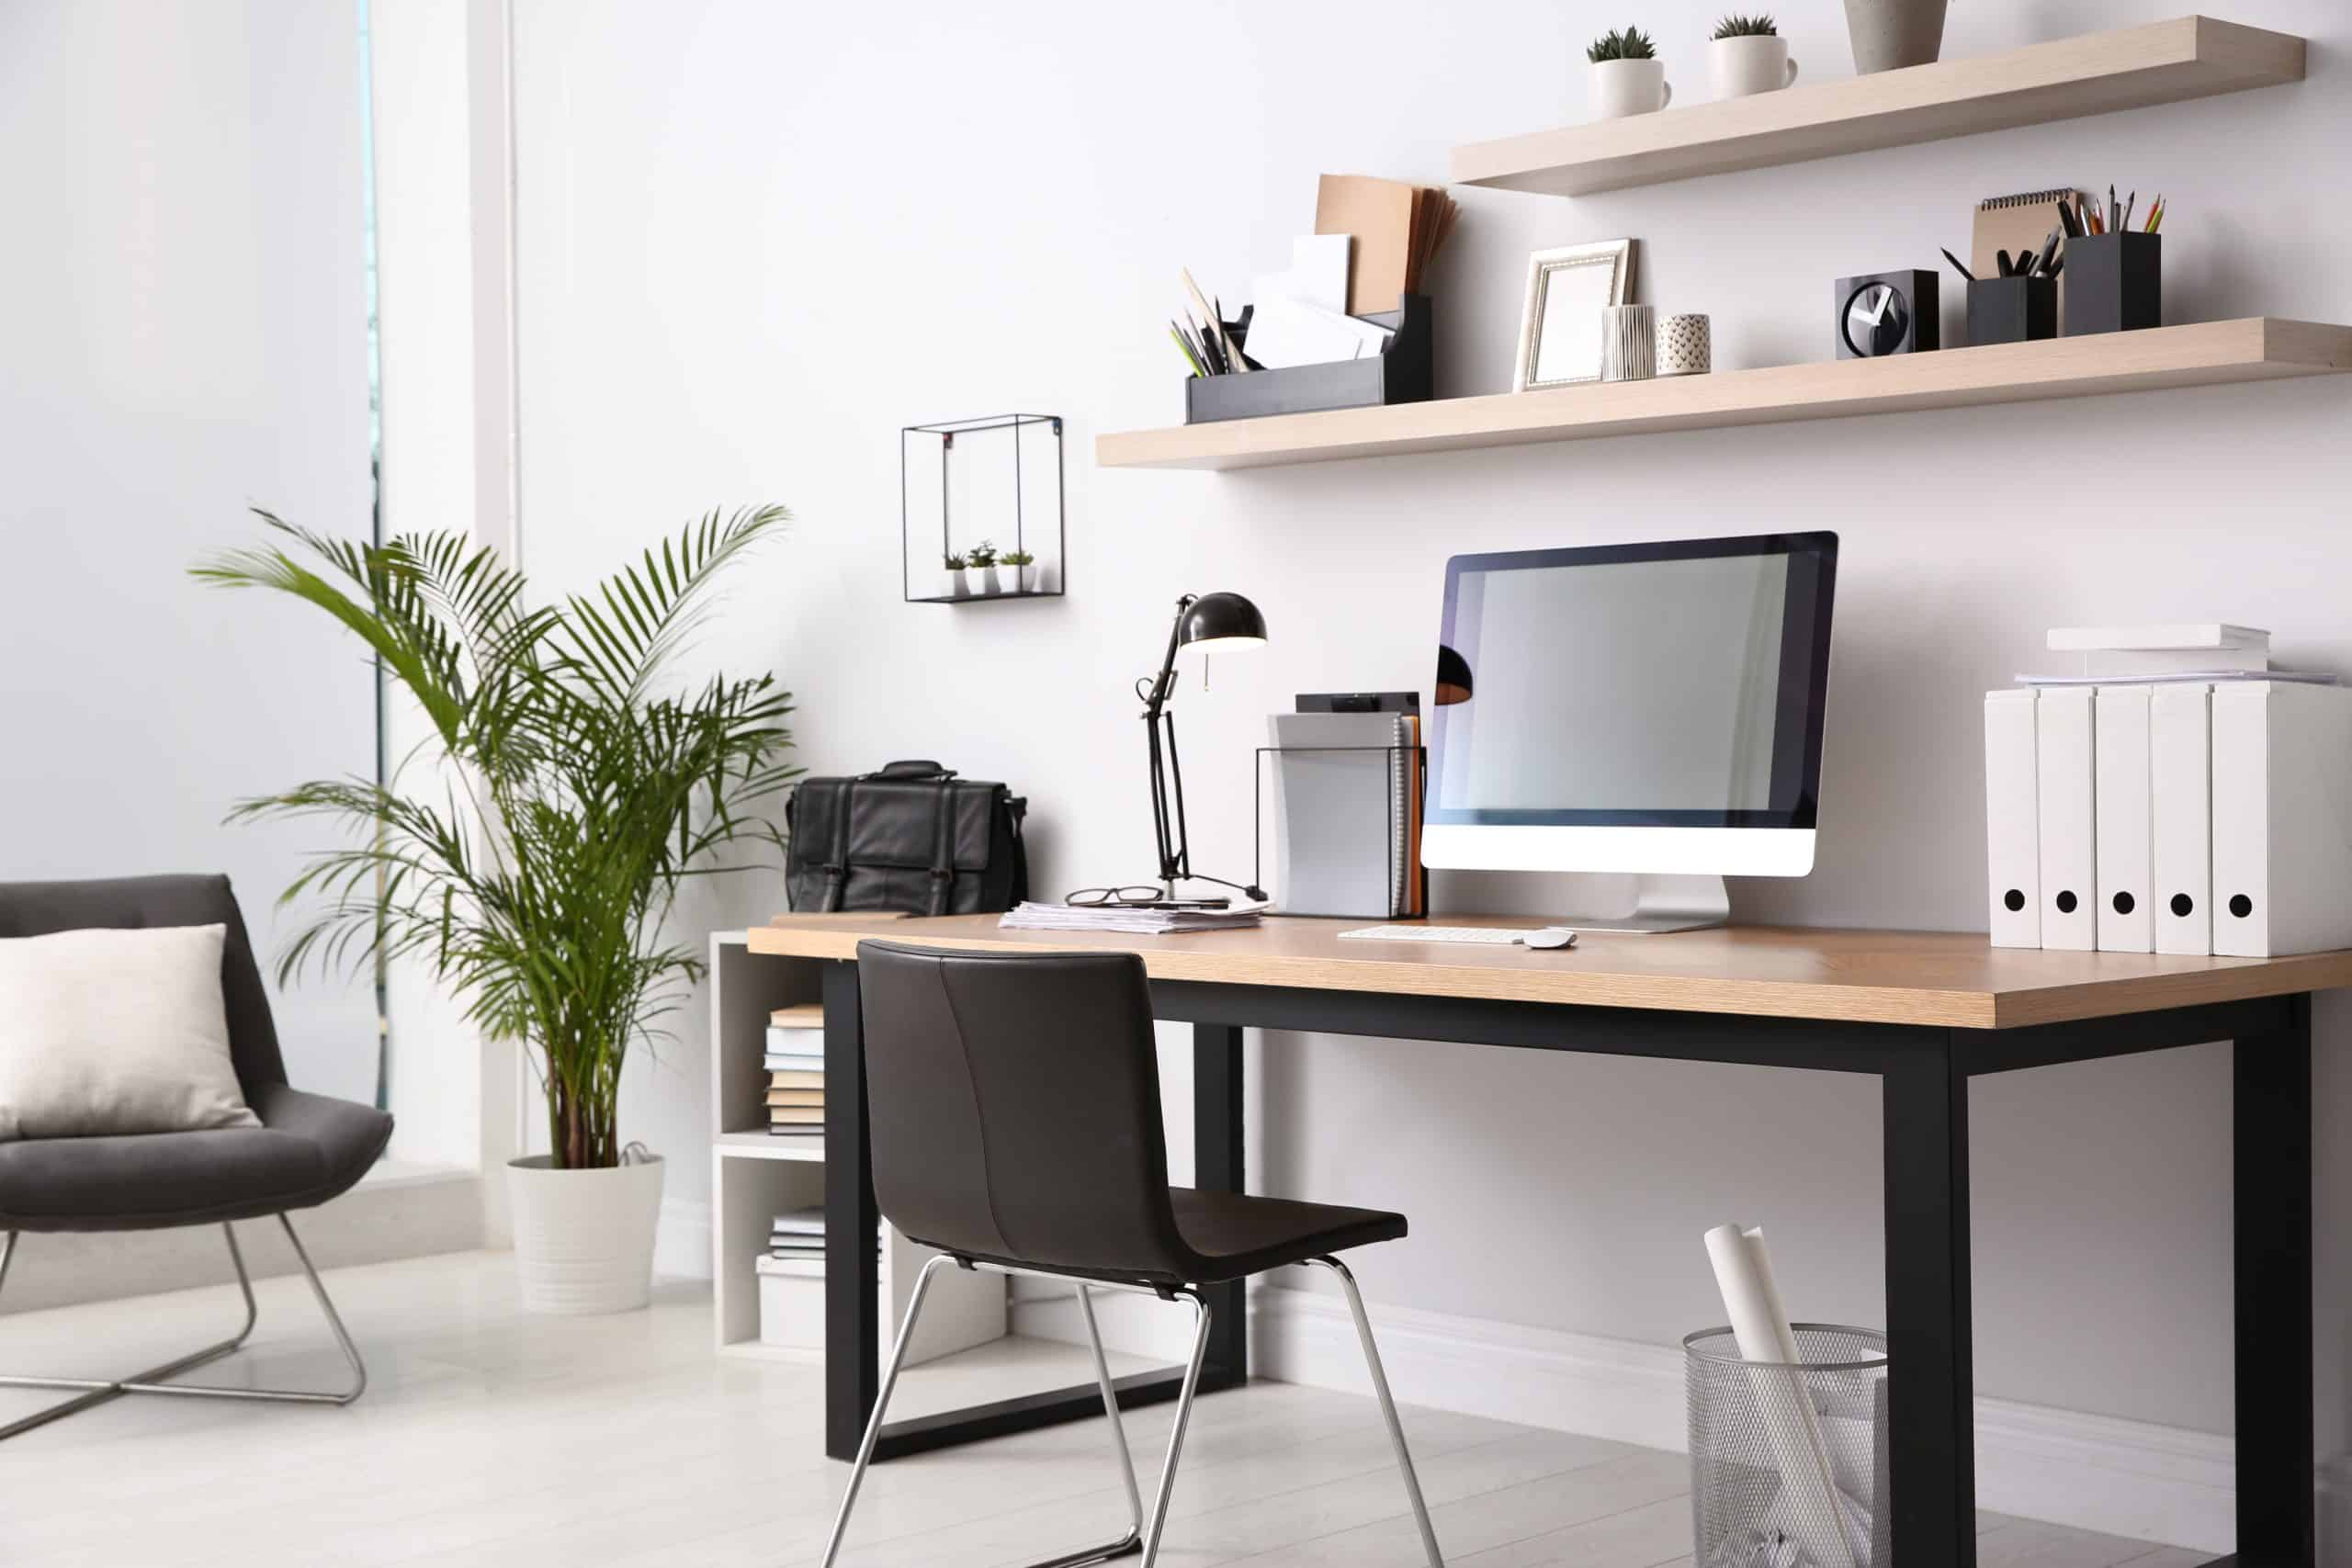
[1843,281,1912,357]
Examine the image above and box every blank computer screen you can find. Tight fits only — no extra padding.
[1428,535,1835,829]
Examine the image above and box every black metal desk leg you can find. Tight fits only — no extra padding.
[2232,994,2315,1568]
[824,960,881,1461]
[1883,1041,1976,1568]
[1194,1022,1248,1388]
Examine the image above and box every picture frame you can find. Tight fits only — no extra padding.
[1512,240,1638,392]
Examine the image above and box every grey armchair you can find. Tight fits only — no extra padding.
[0,874,393,1439]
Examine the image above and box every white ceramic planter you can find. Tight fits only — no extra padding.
[1711,34,1796,98]
[976,565,1003,595]
[507,1154,664,1314]
[944,568,969,599]
[1589,57,1671,119]
[1002,563,1033,593]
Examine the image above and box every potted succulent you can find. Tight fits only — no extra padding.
[1587,27,1670,118]
[1000,547,1037,594]
[1844,0,1947,73]
[1711,14,1797,97]
[944,551,970,599]
[966,539,1002,595]
[197,508,799,1314]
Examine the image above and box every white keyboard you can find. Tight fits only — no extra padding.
[1339,924,1565,945]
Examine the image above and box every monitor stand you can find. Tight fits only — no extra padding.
[1553,874,1729,934]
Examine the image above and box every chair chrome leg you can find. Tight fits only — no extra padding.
[821,1250,951,1568]
[0,1213,368,1441]
[1077,1282,1146,1549]
[1309,1256,1444,1567]
[1136,1287,1214,1568]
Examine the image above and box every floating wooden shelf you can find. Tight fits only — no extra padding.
[1452,16,2303,197]
[1094,320,2352,472]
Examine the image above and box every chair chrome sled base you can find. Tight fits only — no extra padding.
[819,1253,1442,1568]
[0,1213,368,1441]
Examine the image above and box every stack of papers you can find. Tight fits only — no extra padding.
[1000,901,1267,935]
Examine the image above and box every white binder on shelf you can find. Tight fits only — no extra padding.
[2035,685,2098,951]
[1984,689,2041,948]
[2093,685,2154,953]
[2210,681,2352,957]
[2149,682,2213,956]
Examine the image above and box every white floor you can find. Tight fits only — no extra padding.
[0,1249,2207,1568]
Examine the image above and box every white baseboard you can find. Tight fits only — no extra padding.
[655,1197,713,1280]
[1021,1280,2245,1557]
[0,1166,484,1315]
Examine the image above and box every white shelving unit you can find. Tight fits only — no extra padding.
[707,931,1004,1363]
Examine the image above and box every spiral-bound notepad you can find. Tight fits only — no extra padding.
[1972,188,2080,282]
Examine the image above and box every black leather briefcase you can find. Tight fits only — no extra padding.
[785,761,1029,915]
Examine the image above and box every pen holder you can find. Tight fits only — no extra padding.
[1967,275,2056,347]
[2062,231,2160,336]
[1185,295,1433,423]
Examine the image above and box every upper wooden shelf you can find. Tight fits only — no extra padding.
[1093,320,2352,472]
[1452,16,2303,197]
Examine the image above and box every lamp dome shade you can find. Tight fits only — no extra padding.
[1178,592,1268,649]
[1435,644,1474,705]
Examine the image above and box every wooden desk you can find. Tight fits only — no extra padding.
[751,914,2342,1568]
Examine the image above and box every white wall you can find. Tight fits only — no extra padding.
[505,0,2352,1479]
[0,0,380,1107]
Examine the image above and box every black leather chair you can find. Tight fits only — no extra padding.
[822,941,1443,1568]
[0,875,393,1439]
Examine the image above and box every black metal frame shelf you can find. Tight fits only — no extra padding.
[899,412,1068,606]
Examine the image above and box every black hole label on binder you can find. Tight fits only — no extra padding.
[2054,889,2078,914]
[2171,894,2195,918]
[2003,889,2025,912]
[2229,894,2254,919]
[2112,891,2135,916]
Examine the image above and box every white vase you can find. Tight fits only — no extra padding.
[1589,57,1671,119]
[506,1154,664,1314]
[1600,304,1657,382]
[1711,35,1797,98]
[1844,0,1947,73]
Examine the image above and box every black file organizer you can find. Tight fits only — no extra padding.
[1251,742,1429,919]
[1185,296,1433,424]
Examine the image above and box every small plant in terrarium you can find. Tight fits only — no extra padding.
[1712,13,1777,39]
[1587,26,1657,61]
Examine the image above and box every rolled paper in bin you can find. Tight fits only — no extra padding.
[1704,1225,1861,1568]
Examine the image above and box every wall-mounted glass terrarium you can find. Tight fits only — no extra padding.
[900,413,1066,604]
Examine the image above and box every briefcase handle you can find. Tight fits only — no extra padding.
[864,760,957,782]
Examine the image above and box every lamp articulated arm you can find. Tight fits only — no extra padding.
[1136,592,1266,902]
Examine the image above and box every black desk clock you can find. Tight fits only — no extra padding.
[1836,270,1939,359]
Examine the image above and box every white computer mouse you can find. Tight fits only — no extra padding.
[1519,928,1577,950]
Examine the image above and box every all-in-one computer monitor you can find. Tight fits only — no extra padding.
[1422,532,1838,932]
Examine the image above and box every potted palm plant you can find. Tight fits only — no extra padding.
[194,507,799,1314]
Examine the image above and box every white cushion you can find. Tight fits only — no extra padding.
[0,924,260,1142]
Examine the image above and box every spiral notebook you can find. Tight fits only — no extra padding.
[1972,187,2080,283]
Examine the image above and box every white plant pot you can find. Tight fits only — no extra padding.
[506,1154,664,1314]
[1589,57,1671,119]
[944,568,969,599]
[977,565,1003,595]
[1002,564,1033,593]
[1711,35,1796,98]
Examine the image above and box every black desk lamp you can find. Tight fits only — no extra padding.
[1135,592,1268,905]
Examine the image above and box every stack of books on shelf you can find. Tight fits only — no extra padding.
[767,1205,826,1278]
[766,1003,823,1137]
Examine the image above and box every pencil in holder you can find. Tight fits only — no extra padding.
[2062,231,2160,336]
[1967,275,2057,347]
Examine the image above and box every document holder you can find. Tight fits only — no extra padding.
[1255,741,1428,919]
[1185,296,1433,424]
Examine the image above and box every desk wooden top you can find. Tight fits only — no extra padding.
[746,913,2352,1031]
